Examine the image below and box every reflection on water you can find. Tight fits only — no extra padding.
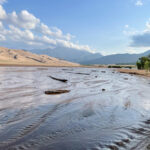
[0,67,150,150]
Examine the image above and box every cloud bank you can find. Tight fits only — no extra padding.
[130,19,150,47]
[0,4,93,52]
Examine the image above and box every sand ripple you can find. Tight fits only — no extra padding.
[0,67,150,150]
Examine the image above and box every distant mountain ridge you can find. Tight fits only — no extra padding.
[30,47,103,63]
[81,50,150,65]
[30,47,150,65]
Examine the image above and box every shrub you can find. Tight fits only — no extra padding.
[136,61,142,70]
[144,60,150,71]
[137,56,150,71]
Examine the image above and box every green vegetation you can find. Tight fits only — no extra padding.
[136,55,150,71]
[108,65,122,68]
[108,65,134,69]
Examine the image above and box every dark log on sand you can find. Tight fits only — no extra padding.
[75,73,90,75]
[124,78,128,80]
[49,76,68,83]
[45,90,70,95]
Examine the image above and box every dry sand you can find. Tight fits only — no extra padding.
[0,46,80,67]
[117,68,150,77]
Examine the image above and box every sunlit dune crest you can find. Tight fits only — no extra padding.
[0,46,79,67]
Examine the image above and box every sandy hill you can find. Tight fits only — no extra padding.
[0,47,79,67]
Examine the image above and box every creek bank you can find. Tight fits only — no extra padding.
[116,68,150,77]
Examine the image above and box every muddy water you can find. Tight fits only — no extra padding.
[0,67,150,150]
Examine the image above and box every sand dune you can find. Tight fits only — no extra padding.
[0,46,79,67]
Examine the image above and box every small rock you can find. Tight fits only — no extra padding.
[115,141,125,147]
[107,145,119,150]
[144,119,150,124]
[14,55,18,59]
[147,144,150,150]
[102,89,106,92]
[122,139,130,143]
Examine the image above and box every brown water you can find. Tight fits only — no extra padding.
[0,67,150,150]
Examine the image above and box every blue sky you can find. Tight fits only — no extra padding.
[0,0,150,55]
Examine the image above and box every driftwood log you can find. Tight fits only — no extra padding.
[45,90,70,95]
[49,76,68,83]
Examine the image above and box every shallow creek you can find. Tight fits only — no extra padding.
[0,67,150,150]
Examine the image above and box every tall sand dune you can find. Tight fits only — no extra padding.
[0,47,79,67]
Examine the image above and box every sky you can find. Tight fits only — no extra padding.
[0,0,150,55]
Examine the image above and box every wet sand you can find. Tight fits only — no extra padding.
[0,67,150,150]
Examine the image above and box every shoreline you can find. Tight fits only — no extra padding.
[1,63,149,78]
[0,64,106,68]
[0,63,81,67]
[116,68,150,77]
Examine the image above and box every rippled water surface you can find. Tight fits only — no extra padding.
[0,67,150,150]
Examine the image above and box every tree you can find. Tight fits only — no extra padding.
[148,54,150,59]
[136,61,142,70]
[144,60,150,72]
[139,57,150,69]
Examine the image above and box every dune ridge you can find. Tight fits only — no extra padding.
[0,46,79,67]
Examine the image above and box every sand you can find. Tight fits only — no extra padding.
[117,68,150,77]
[0,46,80,67]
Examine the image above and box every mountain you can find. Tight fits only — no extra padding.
[0,47,79,66]
[81,50,150,65]
[30,47,103,63]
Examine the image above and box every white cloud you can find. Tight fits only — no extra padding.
[0,5,94,52]
[0,25,35,42]
[0,21,3,29]
[42,36,57,45]
[125,47,150,53]
[145,19,150,31]
[0,0,7,4]
[0,5,6,19]
[122,20,150,50]
[38,23,72,40]
[125,25,129,28]
[123,30,138,36]
[135,0,143,6]
[123,25,138,36]
[0,34,5,41]
[39,23,52,35]
[56,39,93,52]
[6,10,40,30]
